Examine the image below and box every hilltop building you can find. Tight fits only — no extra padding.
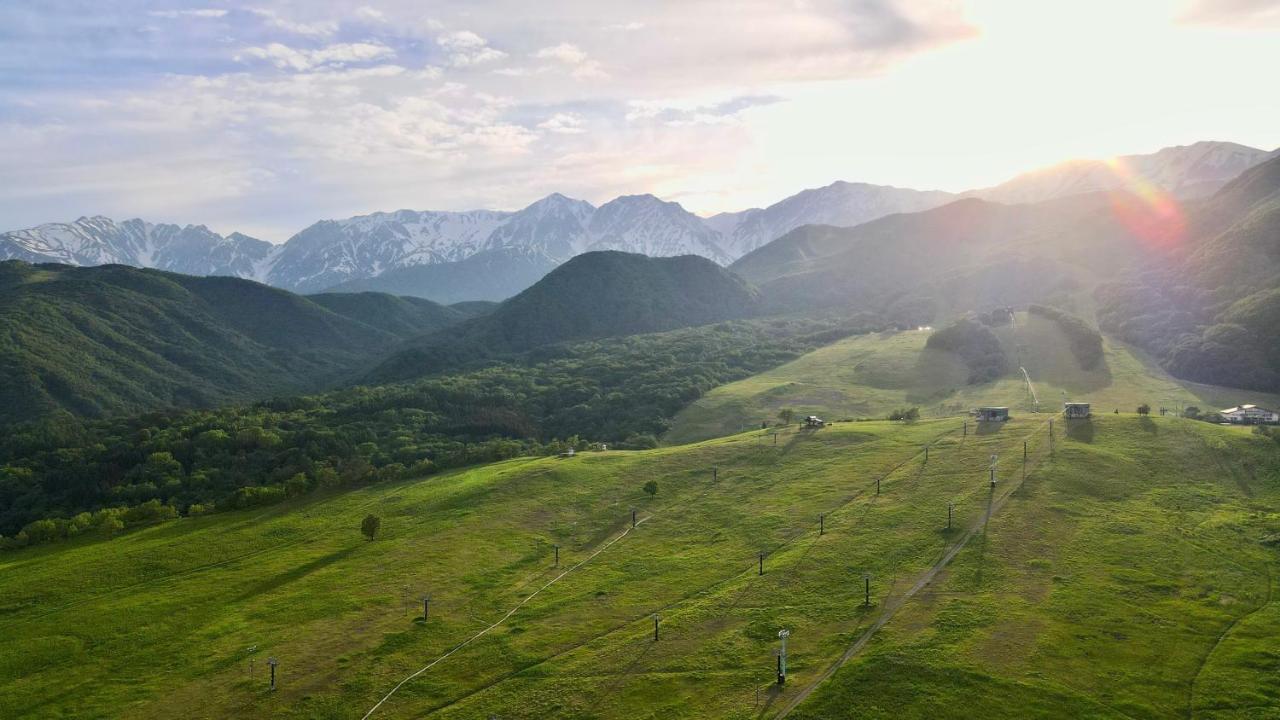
[1064,402,1091,419]
[1219,404,1279,424]
[974,407,1010,422]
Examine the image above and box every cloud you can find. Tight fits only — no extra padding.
[626,94,785,126]
[148,9,228,19]
[247,8,338,38]
[355,6,386,22]
[238,42,396,72]
[437,30,507,66]
[532,42,608,80]
[603,21,645,31]
[1180,0,1280,26]
[538,112,586,134]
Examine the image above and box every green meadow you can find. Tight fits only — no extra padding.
[2,413,1278,719]
[667,312,1280,444]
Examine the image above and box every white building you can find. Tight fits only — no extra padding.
[1219,404,1280,424]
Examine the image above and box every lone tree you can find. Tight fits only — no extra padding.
[361,514,381,541]
[778,408,795,426]
[1137,403,1151,416]
[643,480,659,497]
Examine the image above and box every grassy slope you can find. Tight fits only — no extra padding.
[2,416,1277,719]
[667,312,1280,445]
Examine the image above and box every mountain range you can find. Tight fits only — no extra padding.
[2,141,1274,303]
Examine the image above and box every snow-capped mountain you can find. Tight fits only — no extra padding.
[585,195,730,264]
[265,209,511,293]
[267,192,729,293]
[708,182,958,257]
[0,216,273,279]
[6,140,1275,302]
[972,141,1278,205]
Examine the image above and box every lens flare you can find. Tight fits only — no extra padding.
[1104,156,1185,249]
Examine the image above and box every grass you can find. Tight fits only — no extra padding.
[666,313,1280,444]
[2,414,1278,719]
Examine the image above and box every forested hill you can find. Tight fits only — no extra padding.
[0,262,465,423]
[370,251,761,381]
[1097,154,1280,391]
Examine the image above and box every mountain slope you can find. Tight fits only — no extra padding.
[4,415,1277,719]
[1097,154,1280,390]
[319,246,561,303]
[709,181,958,257]
[973,141,1276,204]
[0,261,463,423]
[0,217,274,280]
[370,251,760,380]
[266,208,512,293]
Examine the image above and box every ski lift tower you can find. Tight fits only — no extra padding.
[777,629,790,684]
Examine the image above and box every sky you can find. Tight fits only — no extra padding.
[2,0,1279,241]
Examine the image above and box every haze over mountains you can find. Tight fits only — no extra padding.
[2,141,1274,303]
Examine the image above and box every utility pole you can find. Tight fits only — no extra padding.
[863,573,871,606]
[964,421,968,437]
[631,509,636,528]
[777,629,790,685]
[990,453,998,487]
[713,466,718,482]
[759,551,765,576]
[924,445,929,462]
[267,657,278,691]
[553,544,559,567]
[820,514,825,536]
[653,615,660,641]
[947,502,954,531]
[423,594,431,621]
[876,476,881,495]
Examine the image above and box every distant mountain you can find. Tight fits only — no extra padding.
[0,261,465,423]
[266,208,511,293]
[0,217,274,279]
[320,247,561,304]
[972,141,1277,205]
[708,181,958,257]
[6,141,1273,305]
[309,193,729,299]
[735,192,1150,322]
[369,251,759,381]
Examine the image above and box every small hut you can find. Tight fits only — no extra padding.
[803,415,825,428]
[1064,402,1091,419]
[974,407,1010,422]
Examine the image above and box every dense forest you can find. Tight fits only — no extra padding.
[924,318,1009,383]
[0,314,875,547]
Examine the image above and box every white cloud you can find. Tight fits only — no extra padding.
[532,42,608,80]
[537,112,586,134]
[148,9,228,19]
[533,42,588,65]
[437,30,507,66]
[355,6,386,22]
[238,42,396,72]
[247,8,338,38]
[603,21,645,31]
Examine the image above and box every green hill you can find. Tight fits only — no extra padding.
[667,310,1280,444]
[1098,154,1280,391]
[730,194,1145,324]
[370,251,761,381]
[2,415,1277,718]
[0,262,464,423]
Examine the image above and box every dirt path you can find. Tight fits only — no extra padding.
[772,418,1053,718]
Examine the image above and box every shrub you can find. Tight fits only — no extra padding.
[361,514,381,541]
